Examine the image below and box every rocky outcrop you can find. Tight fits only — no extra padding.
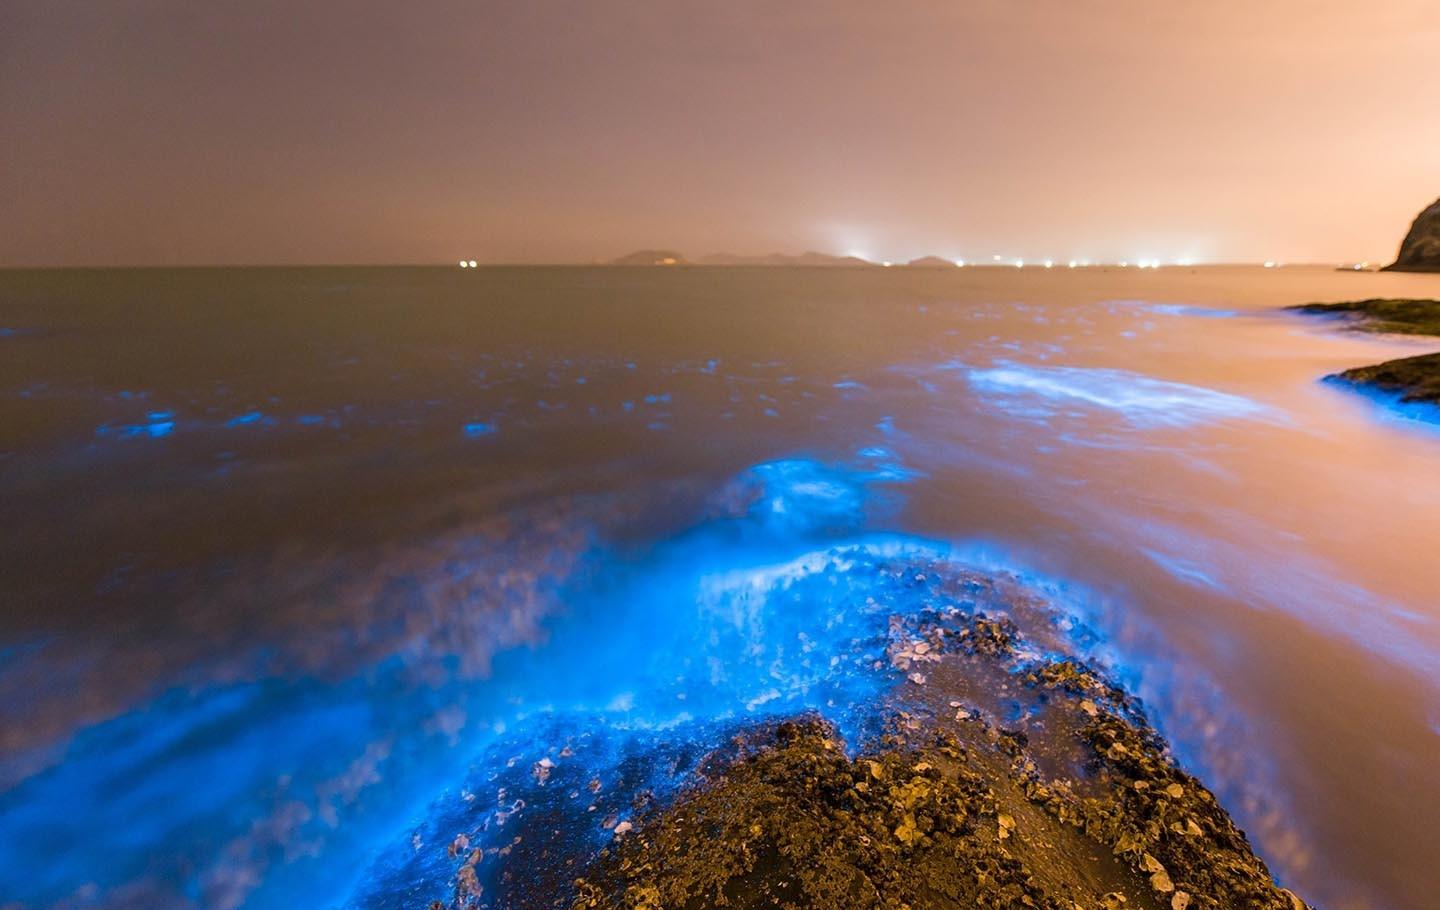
[1334,352,1440,407]
[437,550,1314,910]
[1289,298,1440,336]
[1383,198,1440,272]
[1290,298,1440,414]
[565,570,1311,910]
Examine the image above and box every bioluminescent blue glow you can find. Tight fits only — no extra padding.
[96,411,177,439]
[1320,375,1440,429]
[0,450,1139,910]
[225,411,271,428]
[1143,303,1239,319]
[1140,547,1226,591]
[965,363,1269,429]
[8,272,1439,910]
[1121,515,1440,685]
[1104,300,1240,320]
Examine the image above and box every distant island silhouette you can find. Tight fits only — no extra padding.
[606,249,687,266]
[905,255,959,269]
[608,250,878,267]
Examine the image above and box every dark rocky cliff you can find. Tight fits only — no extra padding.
[1384,198,1440,272]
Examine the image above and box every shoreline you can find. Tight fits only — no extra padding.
[431,557,1311,910]
[1288,299,1440,414]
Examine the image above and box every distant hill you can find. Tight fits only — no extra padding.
[1383,198,1440,272]
[697,251,875,267]
[905,256,958,269]
[609,249,687,266]
[605,249,882,267]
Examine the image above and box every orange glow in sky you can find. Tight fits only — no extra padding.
[2,1,1437,266]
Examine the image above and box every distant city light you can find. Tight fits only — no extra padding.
[1043,260,1054,269]
[955,259,966,267]
[1067,260,1078,269]
[993,255,1003,262]
[882,261,893,267]
[1014,259,1024,268]
[1263,261,1277,269]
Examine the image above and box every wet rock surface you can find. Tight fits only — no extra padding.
[1333,351,1440,406]
[1290,299,1440,337]
[1290,298,1440,410]
[421,559,1310,910]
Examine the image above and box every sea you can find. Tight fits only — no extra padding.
[1,264,1437,910]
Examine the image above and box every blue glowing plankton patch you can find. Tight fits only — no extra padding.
[966,364,1268,429]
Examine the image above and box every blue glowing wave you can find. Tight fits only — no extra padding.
[965,363,1270,428]
[0,446,1326,910]
[0,452,939,909]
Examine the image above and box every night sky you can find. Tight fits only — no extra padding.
[3,1,1437,267]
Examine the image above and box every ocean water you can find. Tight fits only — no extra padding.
[1,265,1437,910]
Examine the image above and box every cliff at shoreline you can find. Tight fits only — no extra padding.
[1383,198,1440,272]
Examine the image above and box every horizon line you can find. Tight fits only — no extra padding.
[0,260,1388,271]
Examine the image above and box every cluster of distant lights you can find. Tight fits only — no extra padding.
[458,257,1307,269]
[877,256,1199,269]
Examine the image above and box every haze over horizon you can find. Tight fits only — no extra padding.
[3,1,1438,268]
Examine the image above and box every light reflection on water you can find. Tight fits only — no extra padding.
[1,266,1439,910]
